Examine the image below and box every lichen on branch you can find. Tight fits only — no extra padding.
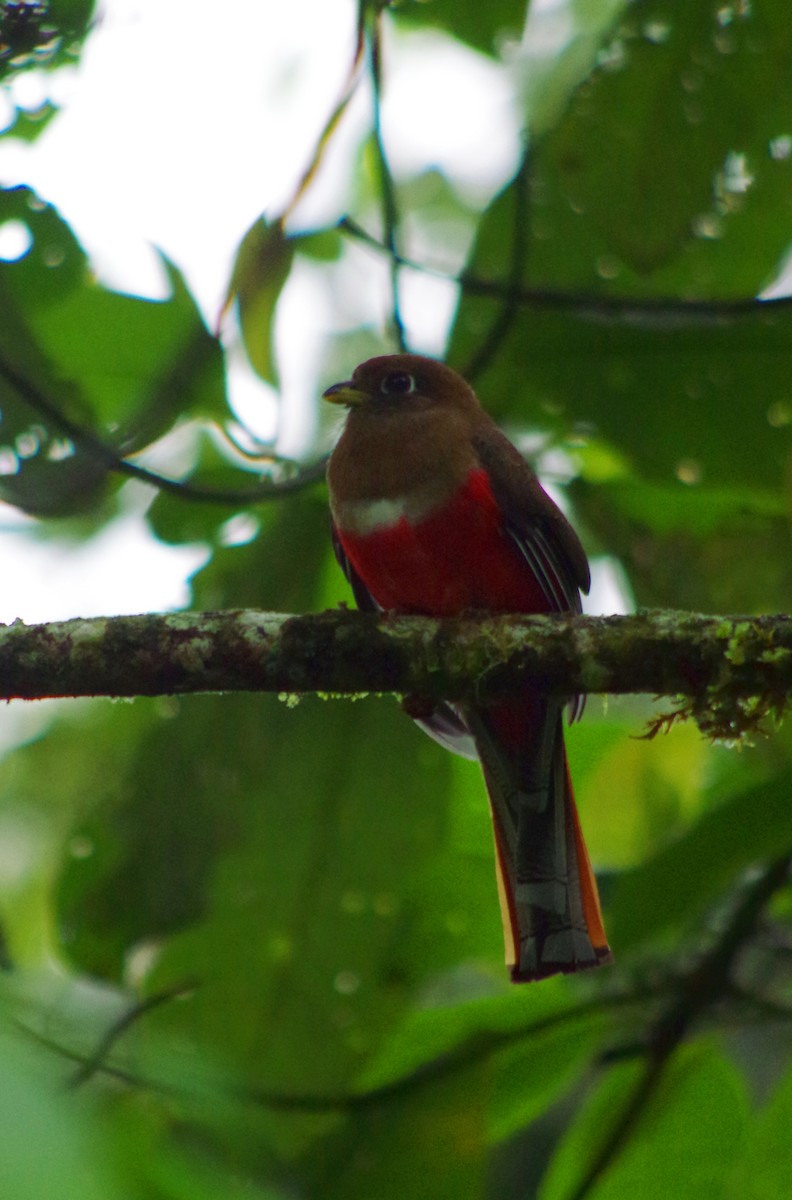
[1,608,791,737]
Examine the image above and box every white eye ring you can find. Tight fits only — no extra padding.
[380,371,417,396]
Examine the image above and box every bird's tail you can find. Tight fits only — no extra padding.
[468,701,612,982]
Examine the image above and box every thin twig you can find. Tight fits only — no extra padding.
[15,986,646,1113]
[464,148,532,383]
[0,350,327,504]
[338,216,792,324]
[282,4,367,224]
[66,981,199,1090]
[368,8,407,352]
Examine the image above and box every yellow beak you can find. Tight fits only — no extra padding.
[322,380,368,407]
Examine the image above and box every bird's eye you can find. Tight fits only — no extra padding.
[380,371,416,396]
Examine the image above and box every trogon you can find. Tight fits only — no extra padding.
[324,354,611,982]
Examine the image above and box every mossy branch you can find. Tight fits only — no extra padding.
[1,608,791,735]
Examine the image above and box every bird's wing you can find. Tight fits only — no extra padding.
[331,520,379,612]
[472,421,590,616]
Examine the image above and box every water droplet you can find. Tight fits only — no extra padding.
[716,4,734,25]
[267,934,293,963]
[675,459,703,485]
[596,254,621,281]
[334,970,361,996]
[15,430,40,459]
[643,21,671,44]
[155,695,181,719]
[680,68,703,93]
[0,219,32,262]
[713,28,736,54]
[597,39,626,72]
[46,438,75,461]
[42,243,65,268]
[770,135,792,161]
[719,151,754,195]
[341,890,366,915]
[219,512,259,547]
[0,447,19,475]
[692,212,724,239]
[373,892,397,918]
[767,401,792,428]
[125,939,162,988]
[531,214,554,242]
[683,100,704,126]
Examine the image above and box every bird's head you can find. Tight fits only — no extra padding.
[323,354,480,418]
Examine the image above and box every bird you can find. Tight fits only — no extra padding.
[323,353,611,982]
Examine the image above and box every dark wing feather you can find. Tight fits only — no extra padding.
[472,420,589,720]
[472,420,589,613]
[331,521,379,613]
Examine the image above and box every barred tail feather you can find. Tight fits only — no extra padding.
[473,705,611,982]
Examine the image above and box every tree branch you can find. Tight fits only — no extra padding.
[1,609,791,731]
[337,215,792,323]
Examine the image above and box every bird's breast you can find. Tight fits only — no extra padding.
[333,468,549,616]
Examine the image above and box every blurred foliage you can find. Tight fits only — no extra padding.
[0,0,96,139]
[1,1,792,1198]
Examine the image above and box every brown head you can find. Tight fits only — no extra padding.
[323,354,482,419]
[323,354,489,506]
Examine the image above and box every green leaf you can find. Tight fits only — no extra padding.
[729,1064,792,1200]
[451,190,792,509]
[0,101,58,142]
[574,476,792,610]
[225,218,294,385]
[540,1039,749,1200]
[145,428,295,547]
[0,0,96,87]
[523,0,630,137]
[0,186,227,516]
[324,1072,488,1200]
[395,0,529,56]
[526,1,792,290]
[567,712,710,870]
[0,1023,124,1200]
[488,1007,603,1144]
[297,228,343,262]
[34,255,228,443]
[609,767,792,952]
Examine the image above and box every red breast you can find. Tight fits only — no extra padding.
[333,467,550,616]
